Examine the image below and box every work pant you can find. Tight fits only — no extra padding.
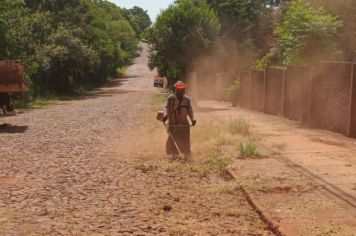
[166,125,191,156]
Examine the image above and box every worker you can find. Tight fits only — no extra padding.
[163,81,196,158]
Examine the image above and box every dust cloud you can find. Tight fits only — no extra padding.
[186,39,254,103]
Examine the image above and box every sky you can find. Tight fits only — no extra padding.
[109,0,175,22]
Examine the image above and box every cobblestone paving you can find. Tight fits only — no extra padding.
[0,45,272,236]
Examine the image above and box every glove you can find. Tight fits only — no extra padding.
[192,120,197,127]
[163,115,168,122]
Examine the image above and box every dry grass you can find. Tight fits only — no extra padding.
[226,117,251,136]
[165,116,263,177]
[133,163,159,173]
[304,224,355,236]
[148,93,265,177]
[166,149,233,178]
[150,93,168,111]
[192,118,262,161]
[192,121,223,142]
[211,179,243,195]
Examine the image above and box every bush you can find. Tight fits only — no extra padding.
[224,79,239,106]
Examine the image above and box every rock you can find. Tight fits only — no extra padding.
[163,204,172,212]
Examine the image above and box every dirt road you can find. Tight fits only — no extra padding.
[196,101,356,235]
[0,44,272,235]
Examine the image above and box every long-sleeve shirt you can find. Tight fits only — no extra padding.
[164,95,194,126]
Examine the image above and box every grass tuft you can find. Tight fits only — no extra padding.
[193,122,223,142]
[166,149,233,178]
[227,118,250,136]
[238,142,260,159]
[198,151,233,177]
[133,163,158,173]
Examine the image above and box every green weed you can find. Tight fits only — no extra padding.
[238,142,260,159]
[116,66,128,77]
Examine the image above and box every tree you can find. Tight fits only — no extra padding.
[311,0,356,60]
[207,0,276,56]
[275,0,342,65]
[127,6,152,37]
[146,0,220,87]
[0,0,143,97]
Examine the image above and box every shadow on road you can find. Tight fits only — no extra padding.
[57,78,136,102]
[102,78,131,88]
[0,124,29,133]
[196,106,231,113]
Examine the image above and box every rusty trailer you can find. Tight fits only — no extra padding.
[0,60,28,93]
[0,60,28,116]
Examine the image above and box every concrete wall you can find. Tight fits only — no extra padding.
[251,70,265,112]
[265,68,284,115]
[311,62,352,135]
[240,71,251,109]
[239,61,356,137]
[349,64,356,138]
[284,66,311,122]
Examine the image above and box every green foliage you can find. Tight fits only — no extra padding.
[197,0,279,81]
[254,51,281,69]
[207,0,272,55]
[146,0,220,87]
[238,142,260,159]
[275,0,342,65]
[311,0,356,60]
[224,79,240,106]
[126,6,152,38]
[0,0,146,98]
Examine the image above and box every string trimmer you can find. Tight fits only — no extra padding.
[157,111,185,160]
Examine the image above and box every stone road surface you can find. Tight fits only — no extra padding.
[0,44,272,236]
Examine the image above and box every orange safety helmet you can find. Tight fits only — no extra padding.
[174,81,186,90]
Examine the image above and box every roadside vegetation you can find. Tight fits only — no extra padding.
[146,0,355,98]
[224,79,240,106]
[166,117,263,178]
[0,0,151,103]
[145,92,263,178]
[145,0,220,88]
